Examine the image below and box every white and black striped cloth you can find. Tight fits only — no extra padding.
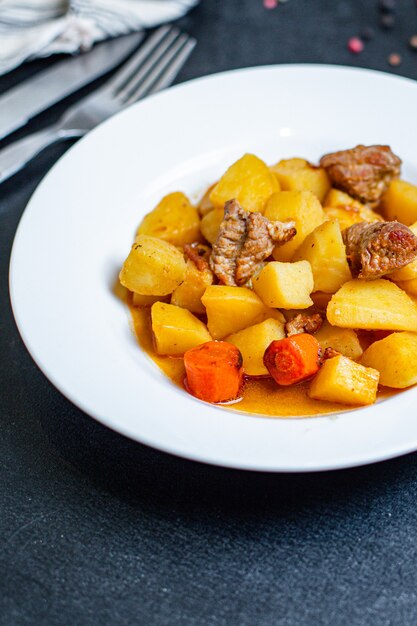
[0,0,198,75]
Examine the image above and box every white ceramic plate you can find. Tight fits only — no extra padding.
[10,65,417,472]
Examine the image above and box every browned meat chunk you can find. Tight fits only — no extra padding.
[320,145,401,205]
[318,347,341,363]
[210,199,296,286]
[285,313,323,337]
[184,242,211,272]
[343,221,417,279]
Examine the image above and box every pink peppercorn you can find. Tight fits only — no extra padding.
[263,0,278,8]
[348,37,364,54]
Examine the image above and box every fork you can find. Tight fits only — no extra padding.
[0,26,195,184]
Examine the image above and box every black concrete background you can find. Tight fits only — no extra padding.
[2,1,417,624]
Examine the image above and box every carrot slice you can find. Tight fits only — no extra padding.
[184,341,244,403]
[263,333,321,386]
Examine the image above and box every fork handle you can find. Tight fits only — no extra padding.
[0,126,85,184]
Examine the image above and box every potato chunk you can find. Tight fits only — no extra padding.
[309,355,379,406]
[201,285,266,339]
[137,192,201,247]
[200,208,224,244]
[170,260,213,314]
[293,220,351,293]
[119,236,187,296]
[323,189,383,230]
[151,302,211,356]
[253,261,314,309]
[132,293,169,307]
[394,278,417,297]
[323,188,365,211]
[270,158,331,203]
[360,332,417,388]
[381,179,417,225]
[264,191,325,261]
[327,279,417,331]
[314,321,363,360]
[227,318,286,376]
[388,222,417,281]
[209,154,280,214]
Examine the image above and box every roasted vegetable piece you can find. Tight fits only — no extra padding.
[294,220,352,293]
[360,332,417,388]
[184,341,244,403]
[151,302,211,356]
[381,179,417,225]
[343,221,417,280]
[202,285,266,339]
[327,279,417,331]
[253,260,314,309]
[227,318,286,376]
[170,259,213,314]
[320,145,401,205]
[270,158,331,203]
[198,183,216,217]
[264,191,325,261]
[394,278,417,297]
[209,153,280,214]
[323,188,366,211]
[314,320,363,360]
[132,293,170,307]
[137,192,201,247]
[119,235,187,296]
[263,333,321,386]
[200,208,224,244]
[308,355,379,406]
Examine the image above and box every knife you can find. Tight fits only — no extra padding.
[0,32,144,141]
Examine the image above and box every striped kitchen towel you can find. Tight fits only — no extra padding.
[0,0,198,75]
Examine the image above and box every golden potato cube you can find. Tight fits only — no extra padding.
[381,179,417,225]
[293,220,351,293]
[209,153,280,214]
[137,192,201,247]
[394,278,417,297]
[200,208,224,244]
[119,235,187,296]
[314,321,363,360]
[132,293,170,307]
[327,279,417,331]
[253,261,314,309]
[270,158,331,203]
[170,260,213,314]
[253,306,286,325]
[309,355,379,406]
[264,191,325,261]
[198,183,216,216]
[201,285,266,339]
[323,188,363,210]
[151,302,211,356]
[388,222,417,281]
[323,188,383,228]
[226,318,285,376]
[360,331,417,388]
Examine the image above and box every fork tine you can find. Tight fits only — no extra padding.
[106,25,175,93]
[144,39,196,98]
[123,35,195,106]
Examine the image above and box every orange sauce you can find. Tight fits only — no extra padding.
[130,305,398,418]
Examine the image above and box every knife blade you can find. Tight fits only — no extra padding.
[0,32,144,141]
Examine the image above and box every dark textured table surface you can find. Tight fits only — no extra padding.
[2,1,417,624]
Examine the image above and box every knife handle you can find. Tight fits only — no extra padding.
[0,126,85,184]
